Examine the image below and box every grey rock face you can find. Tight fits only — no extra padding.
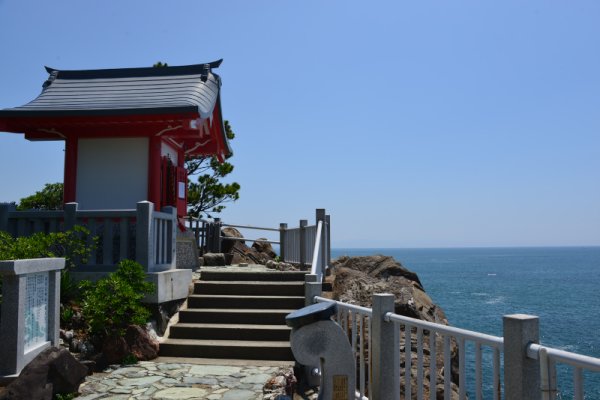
[0,347,88,400]
[330,255,460,399]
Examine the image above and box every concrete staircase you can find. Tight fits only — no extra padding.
[159,269,307,361]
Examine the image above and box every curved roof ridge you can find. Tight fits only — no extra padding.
[43,60,223,80]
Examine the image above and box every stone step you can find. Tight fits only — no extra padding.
[168,323,292,341]
[187,294,305,310]
[200,270,308,282]
[159,338,293,361]
[178,308,295,325]
[194,281,304,296]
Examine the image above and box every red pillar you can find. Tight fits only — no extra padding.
[63,136,78,203]
[148,136,162,209]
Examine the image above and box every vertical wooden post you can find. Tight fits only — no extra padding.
[503,314,541,400]
[148,136,162,209]
[63,135,78,204]
[279,223,287,261]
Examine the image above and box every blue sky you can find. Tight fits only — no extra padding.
[0,1,598,247]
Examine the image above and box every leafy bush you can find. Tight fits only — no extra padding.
[0,226,94,268]
[80,259,154,338]
[0,227,96,303]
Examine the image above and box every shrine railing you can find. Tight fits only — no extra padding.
[0,201,177,272]
[195,209,331,276]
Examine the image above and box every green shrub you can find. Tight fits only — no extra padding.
[54,393,77,400]
[0,226,94,267]
[0,227,96,304]
[80,259,154,338]
[122,353,138,365]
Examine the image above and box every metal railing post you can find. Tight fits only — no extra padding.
[316,209,327,277]
[326,214,331,266]
[504,314,541,400]
[372,293,400,400]
[279,223,287,261]
[136,201,154,271]
[299,219,307,268]
[304,274,321,306]
[64,202,78,231]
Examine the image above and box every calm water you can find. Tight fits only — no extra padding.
[331,247,600,397]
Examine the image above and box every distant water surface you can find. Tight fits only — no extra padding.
[331,247,600,397]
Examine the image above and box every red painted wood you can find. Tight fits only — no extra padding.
[148,136,162,209]
[63,135,78,203]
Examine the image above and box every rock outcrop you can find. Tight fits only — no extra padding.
[330,255,460,399]
[0,347,88,400]
[220,227,277,265]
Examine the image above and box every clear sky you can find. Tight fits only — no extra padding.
[0,1,598,248]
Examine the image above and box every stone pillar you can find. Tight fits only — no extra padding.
[371,293,400,400]
[503,314,541,400]
[63,202,78,231]
[136,201,154,271]
[0,258,65,377]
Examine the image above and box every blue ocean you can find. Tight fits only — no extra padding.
[331,247,600,398]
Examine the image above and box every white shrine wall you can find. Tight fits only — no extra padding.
[76,137,149,210]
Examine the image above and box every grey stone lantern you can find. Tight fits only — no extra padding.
[286,302,356,400]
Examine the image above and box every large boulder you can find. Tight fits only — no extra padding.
[220,228,277,265]
[125,325,159,361]
[252,239,277,259]
[331,255,445,323]
[0,347,88,400]
[330,255,460,399]
[100,325,160,365]
[203,252,226,266]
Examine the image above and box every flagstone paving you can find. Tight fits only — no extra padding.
[78,360,291,400]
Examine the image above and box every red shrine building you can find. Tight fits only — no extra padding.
[0,61,232,217]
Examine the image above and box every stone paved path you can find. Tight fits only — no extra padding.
[78,360,289,400]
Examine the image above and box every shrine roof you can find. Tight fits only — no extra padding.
[0,60,223,119]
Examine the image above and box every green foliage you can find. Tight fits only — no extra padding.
[54,393,77,400]
[80,259,154,338]
[186,121,241,218]
[17,182,64,211]
[0,226,93,267]
[153,61,168,68]
[0,227,96,303]
[60,305,75,325]
[122,353,138,365]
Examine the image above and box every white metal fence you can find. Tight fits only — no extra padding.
[307,289,600,400]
